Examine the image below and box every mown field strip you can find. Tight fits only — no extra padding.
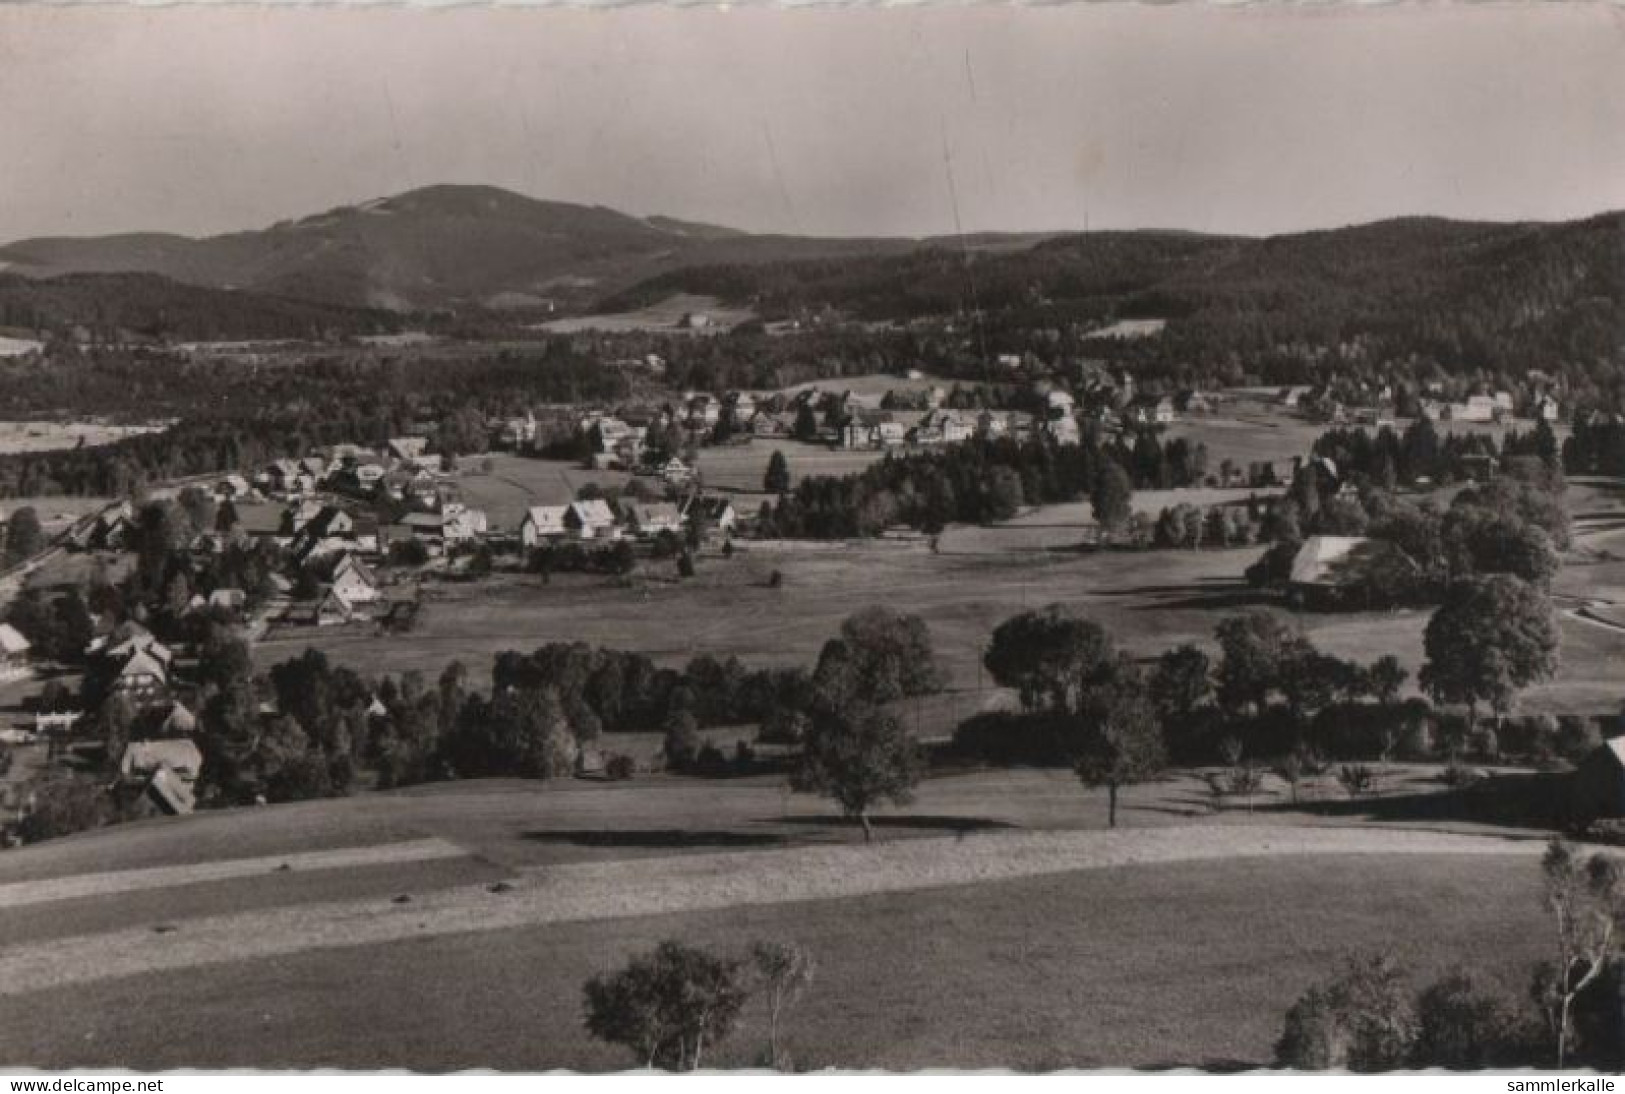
[0,825,1542,996]
[0,838,468,910]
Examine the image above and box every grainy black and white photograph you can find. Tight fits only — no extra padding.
[0,0,1622,1076]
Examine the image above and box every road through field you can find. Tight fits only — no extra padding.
[0,824,1545,997]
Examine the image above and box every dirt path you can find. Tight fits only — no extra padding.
[0,824,1544,996]
[0,838,467,910]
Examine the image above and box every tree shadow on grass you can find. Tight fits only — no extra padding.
[521,829,789,849]
[773,815,1019,834]
[1255,770,1571,830]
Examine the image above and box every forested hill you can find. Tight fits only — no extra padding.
[0,272,403,343]
[603,212,1625,381]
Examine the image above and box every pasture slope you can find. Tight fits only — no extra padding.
[0,769,1562,1070]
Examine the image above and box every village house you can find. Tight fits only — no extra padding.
[224,502,295,547]
[386,437,430,464]
[1126,395,1176,426]
[214,473,254,501]
[622,501,684,539]
[282,588,355,628]
[690,497,739,536]
[520,505,570,547]
[1045,414,1082,446]
[0,624,32,683]
[329,553,381,607]
[659,457,695,486]
[566,499,620,541]
[71,501,135,552]
[119,738,204,815]
[88,622,174,705]
[976,410,1010,440]
[497,410,539,451]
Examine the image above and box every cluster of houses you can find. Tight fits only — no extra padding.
[1280,381,1561,427]
[520,495,738,547]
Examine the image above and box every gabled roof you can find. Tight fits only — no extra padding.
[693,497,737,521]
[331,552,377,587]
[115,647,170,683]
[120,739,203,781]
[624,501,681,526]
[1288,535,1414,588]
[523,505,569,533]
[568,500,616,527]
[0,623,30,655]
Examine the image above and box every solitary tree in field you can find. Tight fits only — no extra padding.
[1533,841,1624,1069]
[1419,575,1559,735]
[582,940,751,1070]
[1090,460,1134,536]
[1070,658,1165,827]
[763,450,791,495]
[749,940,816,1070]
[790,702,921,842]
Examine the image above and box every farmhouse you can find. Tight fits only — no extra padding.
[520,505,570,547]
[0,623,32,682]
[1286,535,1417,610]
[1572,738,1625,819]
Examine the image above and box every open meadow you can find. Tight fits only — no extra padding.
[0,767,1559,1070]
[255,515,1625,723]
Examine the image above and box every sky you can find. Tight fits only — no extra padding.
[1,4,1623,242]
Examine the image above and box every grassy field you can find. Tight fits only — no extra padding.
[252,517,1625,720]
[538,294,757,334]
[0,849,1551,1070]
[694,441,886,495]
[0,420,166,456]
[452,454,630,528]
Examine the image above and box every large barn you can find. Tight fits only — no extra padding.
[1572,738,1625,820]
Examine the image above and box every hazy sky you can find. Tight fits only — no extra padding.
[1,4,1622,242]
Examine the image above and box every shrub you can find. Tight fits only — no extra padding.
[1556,716,1602,763]
[1276,954,1418,1071]
[1413,968,1519,1069]
[605,754,636,781]
[1337,764,1376,799]
[695,742,727,775]
[16,778,110,844]
[1439,762,1484,790]
[662,712,702,771]
[582,940,751,1070]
